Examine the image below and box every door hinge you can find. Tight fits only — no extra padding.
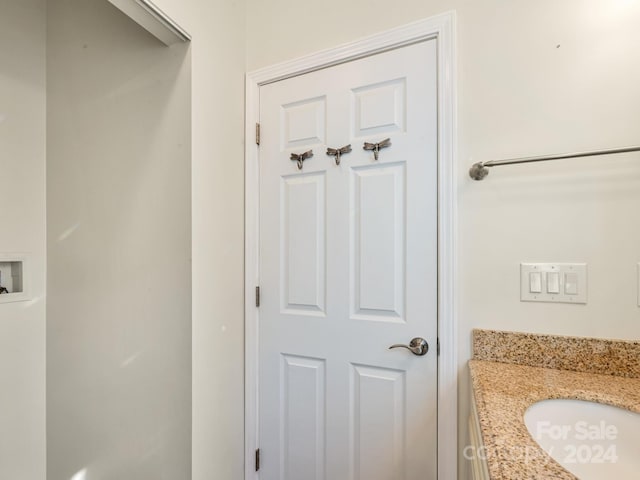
[437,337,440,355]
[255,448,260,471]
[255,286,260,307]
[255,123,260,145]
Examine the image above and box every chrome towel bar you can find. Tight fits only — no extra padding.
[469,145,640,180]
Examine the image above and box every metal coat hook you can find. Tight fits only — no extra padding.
[363,138,391,160]
[326,144,352,165]
[290,150,313,170]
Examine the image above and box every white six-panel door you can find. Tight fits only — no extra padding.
[258,39,438,480]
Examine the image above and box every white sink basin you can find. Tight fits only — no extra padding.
[524,399,640,480]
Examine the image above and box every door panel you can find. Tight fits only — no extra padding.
[259,39,438,480]
[352,78,406,136]
[281,173,326,314]
[281,96,327,149]
[281,355,326,480]
[351,364,406,480]
[351,162,406,321]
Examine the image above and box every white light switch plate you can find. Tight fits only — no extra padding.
[520,263,587,304]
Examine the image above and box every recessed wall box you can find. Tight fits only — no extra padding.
[0,255,30,304]
[637,263,640,308]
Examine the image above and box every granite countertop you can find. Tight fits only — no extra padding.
[469,329,640,480]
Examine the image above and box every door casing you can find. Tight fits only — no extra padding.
[244,12,458,479]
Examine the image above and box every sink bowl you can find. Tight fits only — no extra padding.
[524,399,640,480]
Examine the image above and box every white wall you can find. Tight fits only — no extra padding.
[0,0,47,478]
[246,0,640,478]
[139,1,247,479]
[46,0,192,478]
[3,1,633,479]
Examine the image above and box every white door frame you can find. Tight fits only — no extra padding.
[244,12,457,479]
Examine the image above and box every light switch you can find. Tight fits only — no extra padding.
[565,272,578,295]
[520,263,587,304]
[547,272,560,294]
[529,272,542,293]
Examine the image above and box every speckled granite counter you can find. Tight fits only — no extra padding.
[469,330,640,480]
